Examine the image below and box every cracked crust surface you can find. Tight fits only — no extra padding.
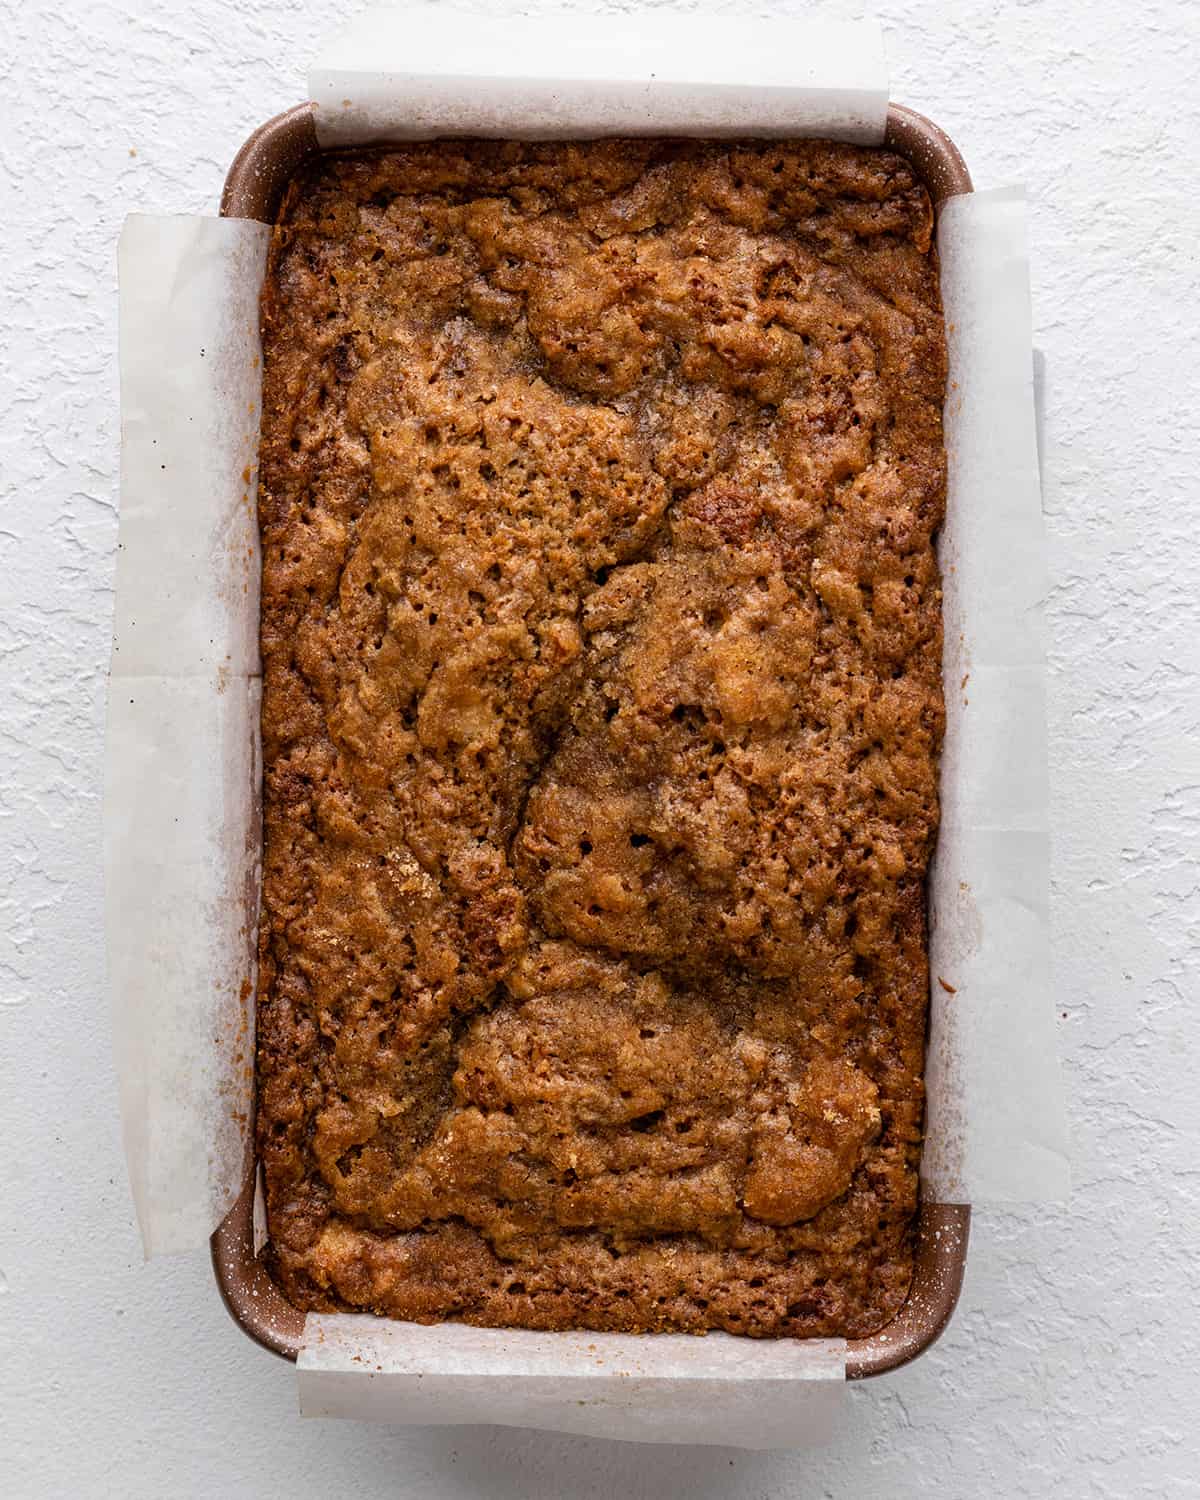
[256,139,947,1339]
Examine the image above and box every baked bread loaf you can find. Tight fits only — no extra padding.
[256,138,947,1338]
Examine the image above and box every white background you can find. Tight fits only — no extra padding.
[3,1,1198,1494]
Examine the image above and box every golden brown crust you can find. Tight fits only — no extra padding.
[255,139,946,1339]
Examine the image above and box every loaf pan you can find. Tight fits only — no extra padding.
[213,101,972,1383]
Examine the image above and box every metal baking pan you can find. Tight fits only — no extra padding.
[213,101,972,1382]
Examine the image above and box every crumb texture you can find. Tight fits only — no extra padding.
[256,138,946,1340]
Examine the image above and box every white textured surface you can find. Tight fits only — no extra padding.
[3,0,1198,1493]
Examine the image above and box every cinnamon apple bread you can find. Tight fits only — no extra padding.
[255,138,946,1338]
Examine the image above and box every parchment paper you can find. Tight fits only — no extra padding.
[310,7,888,145]
[923,189,1070,1202]
[108,24,1066,1447]
[109,214,268,1256]
[299,1320,845,1446]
